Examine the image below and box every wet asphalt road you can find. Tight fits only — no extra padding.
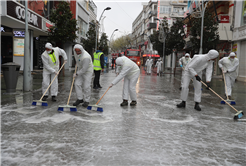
[1,67,246,166]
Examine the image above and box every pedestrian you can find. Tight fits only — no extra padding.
[109,56,140,106]
[41,42,68,101]
[112,57,115,69]
[93,46,104,89]
[72,44,93,107]
[179,53,192,90]
[176,49,219,111]
[145,56,153,75]
[218,52,239,100]
[155,58,163,76]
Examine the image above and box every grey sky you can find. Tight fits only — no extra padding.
[94,0,150,41]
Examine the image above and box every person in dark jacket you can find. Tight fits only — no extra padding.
[93,47,104,89]
[112,58,115,69]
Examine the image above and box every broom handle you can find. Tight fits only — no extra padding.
[222,69,229,100]
[67,65,77,105]
[96,87,110,105]
[40,62,66,100]
[200,81,238,113]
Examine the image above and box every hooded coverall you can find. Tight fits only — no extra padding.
[179,53,192,87]
[41,47,67,96]
[155,59,163,74]
[73,44,93,102]
[218,52,239,96]
[112,56,140,101]
[145,57,153,74]
[180,50,219,103]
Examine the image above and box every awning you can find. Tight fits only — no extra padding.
[143,54,160,58]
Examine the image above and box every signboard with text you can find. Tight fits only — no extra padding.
[13,38,24,56]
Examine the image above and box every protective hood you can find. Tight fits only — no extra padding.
[73,44,84,55]
[228,52,236,58]
[45,42,53,50]
[116,57,124,66]
[185,53,190,58]
[207,49,219,60]
[149,56,151,59]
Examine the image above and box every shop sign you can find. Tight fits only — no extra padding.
[13,31,25,37]
[220,16,229,23]
[7,1,42,29]
[232,44,237,52]
[13,38,24,56]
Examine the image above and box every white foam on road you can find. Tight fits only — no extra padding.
[151,115,194,123]
[22,112,113,124]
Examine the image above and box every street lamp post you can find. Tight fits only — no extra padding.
[95,7,111,51]
[109,29,118,48]
[198,0,208,54]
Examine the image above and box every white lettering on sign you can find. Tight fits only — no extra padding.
[1,27,5,32]
[15,5,38,27]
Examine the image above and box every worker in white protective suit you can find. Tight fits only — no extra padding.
[72,44,93,107]
[41,42,67,102]
[177,49,219,111]
[109,56,140,106]
[218,52,239,100]
[179,53,192,90]
[145,56,153,75]
[155,58,163,76]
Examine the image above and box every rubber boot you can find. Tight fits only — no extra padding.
[82,102,89,108]
[42,96,48,101]
[177,101,186,108]
[194,102,201,111]
[52,96,57,102]
[73,99,84,106]
[130,101,137,106]
[120,100,128,106]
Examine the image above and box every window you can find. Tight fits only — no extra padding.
[78,17,87,37]
[242,1,246,26]
[160,6,171,14]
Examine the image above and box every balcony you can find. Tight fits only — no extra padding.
[148,10,157,18]
[169,11,185,18]
[169,1,187,6]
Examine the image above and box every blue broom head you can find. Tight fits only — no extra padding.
[220,101,225,104]
[97,107,103,112]
[70,107,77,112]
[87,106,92,110]
[42,102,48,106]
[32,101,37,106]
[57,107,64,112]
[230,101,236,105]
[234,111,244,120]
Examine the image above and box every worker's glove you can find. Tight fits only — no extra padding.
[73,73,77,78]
[64,60,67,64]
[195,75,201,82]
[223,70,227,74]
[180,65,183,67]
[206,82,211,90]
[54,71,58,75]
[109,83,113,88]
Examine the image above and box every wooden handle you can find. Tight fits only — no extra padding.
[200,80,238,113]
[40,62,66,100]
[96,87,110,105]
[222,70,229,100]
[67,65,77,105]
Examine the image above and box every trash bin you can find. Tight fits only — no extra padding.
[1,62,21,93]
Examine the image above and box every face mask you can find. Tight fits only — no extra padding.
[185,57,189,60]
[47,50,52,54]
[230,58,234,61]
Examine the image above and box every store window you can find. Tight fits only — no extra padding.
[78,17,87,38]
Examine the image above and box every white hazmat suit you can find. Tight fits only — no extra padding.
[180,50,219,104]
[179,53,192,87]
[145,56,153,74]
[73,44,93,104]
[155,59,163,75]
[218,52,239,97]
[41,43,67,97]
[111,56,140,102]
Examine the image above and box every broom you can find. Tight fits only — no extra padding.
[32,62,66,106]
[87,87,110,112]
[201,80,243,120]
[58,65,77,112]
[221,69,236,105]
